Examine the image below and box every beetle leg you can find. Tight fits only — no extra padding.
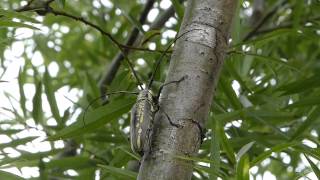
[145,128,153,154]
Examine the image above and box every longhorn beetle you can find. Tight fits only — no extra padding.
[83,29,203,156]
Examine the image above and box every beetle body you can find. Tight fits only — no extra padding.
[130,89,156,156]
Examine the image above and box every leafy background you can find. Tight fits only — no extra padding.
[0,0,320,179]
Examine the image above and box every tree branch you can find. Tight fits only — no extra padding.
[98,2,180,96]
[16,0,56,12]
[250,0,264,26]
[243,0,288,41]
[98,0,156,96]
[15,1,166,54]
[14,1,170,89]
[49,9,166,54]
[46,8,144,89]
[138,0,237,179]
[248,15,320,39]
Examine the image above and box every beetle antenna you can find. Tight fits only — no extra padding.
[121,52,144,90]
[147,29,200,89]
[82,91,139,126]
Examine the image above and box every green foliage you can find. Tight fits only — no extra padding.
[0,170,24,180]
[0,0,320,179]
[171,0,184,21]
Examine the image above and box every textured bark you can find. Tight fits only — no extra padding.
[138,0,237,179]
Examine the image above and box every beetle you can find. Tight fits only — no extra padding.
[130,89,155,156]
[83,29,201,156]
[129,76,186,156]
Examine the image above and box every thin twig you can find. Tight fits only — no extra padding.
[253,15,320,36]
[98,0,156,97]
[98,3,180,95]
[14,1,168,54]
[50,9,168,53]
[47,9,144,89]
[16,0,56,12]
[147,29,202,89]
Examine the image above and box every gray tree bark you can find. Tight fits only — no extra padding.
[138,0,237,179]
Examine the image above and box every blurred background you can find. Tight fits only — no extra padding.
[0,0,320,179]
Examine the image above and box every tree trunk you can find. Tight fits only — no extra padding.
[138,0,237,179]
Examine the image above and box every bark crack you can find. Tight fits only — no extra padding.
[180,118,206,145]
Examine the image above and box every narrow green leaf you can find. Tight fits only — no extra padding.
[291,106,320,140]
[47,97,135,141]
[249,113,289,139]
[46,157,96,169]
[234,28,296,47]
[218,121,236,164]
[0,37,12,47]
[245,109,296,123]
[32,81,43,124]
[236,154,250,180]
[304,154,320,179]
[3,93,24,123]
[294,169,313,180]
[83,72,100,105]
[116,146,140,160]
[285,96,320,109]
[293,0,303,28]
[56,0,66,8]
[0,129,21,135]
[236,141,255,162]
[231,0,241,44]
[0,20,40,30]
[277,75,320,95]
[98,164,137,179]
[18,68,27,117]
[0,170,24,180]
[225,60,252,93]
[0,149,61,166]
[230,51,300,72]
[195,164,227,179]
[169,153,233,172]
[171,0,184,20]
[61,108,70,125]
[296,145,320,160]
[141,30,161,45]
[240,54,253,77]
[251,142,298,166]
[86,134,125,144]
[219,76,242,110]
[0,136,38,149]
[39,158,48,180]
[119,8,144,34]
[2,159,38,168]
[0,9,40,23]
[44,68,61,124]
[215,109,243,124]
